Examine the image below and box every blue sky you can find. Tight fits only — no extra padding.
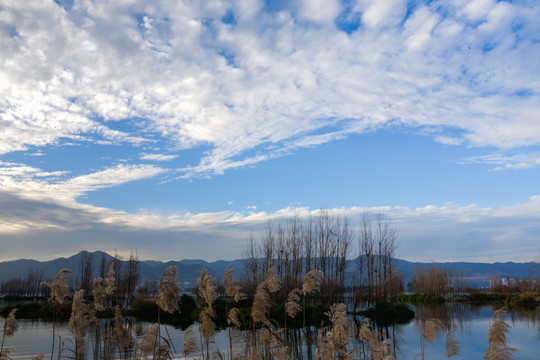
[1,0,539,263]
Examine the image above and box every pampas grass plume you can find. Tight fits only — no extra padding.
[157,265,181,314]
[228,307,242,328]
[105,263,115,296]
[444,328,461,358]
[91,278,105,311]
[113,305,130,351]
[3,309,17,337]
[285,288,302,318]
[183,324,198,357]
[42,268,72,304]
[302,269,324,295]
[422,318,443,343]
[198,266,217,307]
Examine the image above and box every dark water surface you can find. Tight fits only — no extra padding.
[1,303,538,359]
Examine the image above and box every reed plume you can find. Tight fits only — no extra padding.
[2,309,17,337]
[228,307,242,328]
[325,303,353,357]
[444,328,461,358]
[0,308,18,359]
[113,305,130,353]
[157,265,181,314]
[69,289,97,358]
[198,266,217,307]
[285,288,302,318]
[91,277,105,311]
[182,324,198,358]
[32,354,44,360]
[484,307,516,360]
[302,269,324,296]
[251,281,272,326]
[422,318,443,343]
[265,265,280,293]
[197,267,217,359]
[136,324,159,358]
[359,318,385,360]
[251,265,280,326]
[105,263,115,296]
[223,264,244,302]
[42,268,72,304]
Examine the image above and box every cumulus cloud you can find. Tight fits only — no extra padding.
[0,0,538,177]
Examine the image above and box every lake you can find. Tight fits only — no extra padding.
[0,303,538,359]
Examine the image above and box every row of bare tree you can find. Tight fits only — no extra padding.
[241,211,401,307]
[1,251,140,307]
[409,263,467,296]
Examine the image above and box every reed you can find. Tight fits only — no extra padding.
[0,308,17,359]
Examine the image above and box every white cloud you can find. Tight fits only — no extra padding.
[0,161,166,199]
[0,0,539,177]
[140,153,178,161]
[297,0,341,24]
[0,191,539,262]
[459,151,540,171]
[355,0,407,28]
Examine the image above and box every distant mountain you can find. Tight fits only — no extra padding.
[0,251,535,289]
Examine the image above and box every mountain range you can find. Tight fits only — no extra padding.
[0,251,536,289]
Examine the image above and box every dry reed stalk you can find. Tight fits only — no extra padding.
[199,307,216,341]
[359,318,385,360]
[0,308,18,359]
[302,269,324,296]
[69,289,97,358]
[198,266,217,307]
[422,318,443,343]
[136,324,159,357]
[314,328,331,360]
[444,329,461,358]
[228,308,242,328]
[113,305,130,352]
[157,265,182,314]
[325,303,353,357]
[223,264,244,302]
[105,263,115,296]
[91,278,105,311]
[42,268,72,304]
[285,288,302,318]
[227,328,243,360]
[2,309,17,337]
[251,265,280,327]
[484,307,516,360]
[265,265,281,293]
[251,281,271,326]
[182,324,198,357]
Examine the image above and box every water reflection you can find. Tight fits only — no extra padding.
[1,304,539,359]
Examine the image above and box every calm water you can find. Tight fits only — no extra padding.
[1,304,538,359]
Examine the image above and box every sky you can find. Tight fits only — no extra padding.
[0,0,539,263]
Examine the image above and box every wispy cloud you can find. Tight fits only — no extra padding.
[0,161,166,199]
[140,153,178,161]
[0,0,538,176]
[459,151,540,171]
